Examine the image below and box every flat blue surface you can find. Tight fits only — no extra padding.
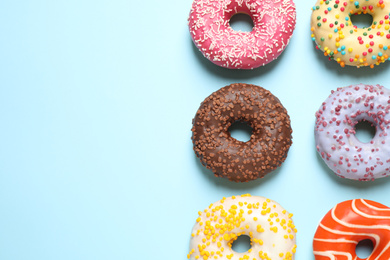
[1,0,390,259]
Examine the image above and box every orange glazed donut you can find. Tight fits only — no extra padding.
[313,199,390,260]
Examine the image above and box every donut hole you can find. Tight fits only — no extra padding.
[355,239,374,258]
[229,13,254,32]
[231,235,252,253]
[228,120,253,142]
[350,13,373,29]
[354,120,376,143]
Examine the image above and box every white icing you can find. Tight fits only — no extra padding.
[188,195,297,260]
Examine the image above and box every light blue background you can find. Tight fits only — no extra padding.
[1,0,390,259]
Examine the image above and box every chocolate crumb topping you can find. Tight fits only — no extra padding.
[191,83,292,182]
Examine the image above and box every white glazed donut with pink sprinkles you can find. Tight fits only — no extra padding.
[188,0,296,69]
[315,84,390,181]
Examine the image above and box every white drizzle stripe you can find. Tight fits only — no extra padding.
[314,250,353,260]
[313,238,358,244]
[319,223,380,245]
[352,200,390,220]
[374,241,390,260]
[332,201,390,231]
[360,199,390,212]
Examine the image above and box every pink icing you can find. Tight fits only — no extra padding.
[315,84,390,181]
[188,0,296,69]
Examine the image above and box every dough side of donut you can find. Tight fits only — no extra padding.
[310,0,390,68]
[188,195,297,260]
[315,84,390,181]
[188,0,296,69]
[313,199,390,259]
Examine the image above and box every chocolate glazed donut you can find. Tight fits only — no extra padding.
[191,83,292,182]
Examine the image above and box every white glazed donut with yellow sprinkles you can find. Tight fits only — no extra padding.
[187,194,297,260]
[310,0,390,68]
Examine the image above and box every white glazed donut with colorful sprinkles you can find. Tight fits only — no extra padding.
[315,84,390,181]
[188,0,296,69]
[187,194,297,260]
[310,0,390,68]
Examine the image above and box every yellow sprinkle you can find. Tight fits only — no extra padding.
[273,226,278,233]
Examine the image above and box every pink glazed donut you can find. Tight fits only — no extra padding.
[315,84,390,181]
[188,0,296,69]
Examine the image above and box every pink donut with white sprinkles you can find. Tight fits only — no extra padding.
[315,84,390,181]
[188,0,296,69]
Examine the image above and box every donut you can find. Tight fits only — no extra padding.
[313,199,390,260]
[187,194,298,260]
[191,83,292,182]
[188,0,296,69]
[310,0,390,68]
[315,84,390,181]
